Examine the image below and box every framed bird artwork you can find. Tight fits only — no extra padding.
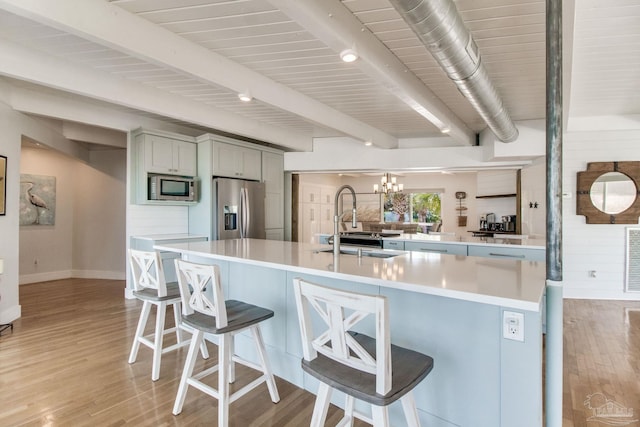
[19,174,56,226]
[0,155,6,216]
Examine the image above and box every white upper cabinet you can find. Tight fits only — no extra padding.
[301,184,321,204]
[320,186,336,205]
[141,133,197,177]
[132,128,197,205]
[212,141,261,180]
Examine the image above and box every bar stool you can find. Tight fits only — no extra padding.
[128,249,208,381]
[172,259,280,426]
[292,278,434,427]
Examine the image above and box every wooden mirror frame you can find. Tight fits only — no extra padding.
[577,161,640,224]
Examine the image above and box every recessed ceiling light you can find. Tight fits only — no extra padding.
[238,92,252,102]
[364,141,372,146]
[441,127,451,134]
[340,48,358,63]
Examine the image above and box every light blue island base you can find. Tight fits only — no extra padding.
[176,253,543,427]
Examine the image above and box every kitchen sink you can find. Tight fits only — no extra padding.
[316,248,403,259]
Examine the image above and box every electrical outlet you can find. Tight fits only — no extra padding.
[503,311,524,342]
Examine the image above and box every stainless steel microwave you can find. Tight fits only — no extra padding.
[148,174,198,202]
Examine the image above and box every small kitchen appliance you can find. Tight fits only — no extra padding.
[503,215,517,232]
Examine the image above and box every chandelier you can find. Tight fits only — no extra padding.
[373,173,403,194]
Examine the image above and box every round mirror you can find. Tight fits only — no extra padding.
[589,172,637,214]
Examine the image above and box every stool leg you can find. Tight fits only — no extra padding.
[371,405,390,427]
[227,334,235,384]
[251,326,280,403]
[129,300,152,364]
[151,301,166,381]
[400,392,421,427]
[344,395,355,427]
[218,334,231,427]
[178,321,210,359]
[172,301,184,344]
[310,382,332,427]
[200,337,210,360]
[173,329,204,415]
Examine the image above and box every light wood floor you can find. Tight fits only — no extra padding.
[563,299,640,426]
[3,279,640,426]
[0,278,369,427]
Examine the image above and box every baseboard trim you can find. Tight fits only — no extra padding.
[20,270,125,285]
[71,270,126,280]
[20,270,72,285]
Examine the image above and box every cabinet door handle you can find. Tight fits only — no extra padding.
[310,208,314,221]
[420,248,447,253]
[488,252,525,259]
[310,194,314,202]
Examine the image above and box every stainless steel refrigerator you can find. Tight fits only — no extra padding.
[212,177,266,240]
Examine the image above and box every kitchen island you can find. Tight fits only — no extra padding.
[156,239,545,427]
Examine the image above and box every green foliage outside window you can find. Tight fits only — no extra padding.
[383,192,441,223]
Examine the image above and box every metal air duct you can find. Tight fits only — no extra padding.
[388,0,519,142]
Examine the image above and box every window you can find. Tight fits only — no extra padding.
[383,192,441,223]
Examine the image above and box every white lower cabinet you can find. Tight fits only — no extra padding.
[383,240,405,250]
[404,241,468,255]
[467,245,545,261]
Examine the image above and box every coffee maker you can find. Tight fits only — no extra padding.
[479,215,487,230]
[502,215,516,232]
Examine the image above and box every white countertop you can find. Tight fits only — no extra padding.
[155,239,546,312]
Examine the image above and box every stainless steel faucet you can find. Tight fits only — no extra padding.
[333,185,357,257]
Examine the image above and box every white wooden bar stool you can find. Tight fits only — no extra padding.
[172,259,280,427]
[292,278,434,427]
[128,249,209,381]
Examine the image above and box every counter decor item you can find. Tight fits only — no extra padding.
[456,191,467,227]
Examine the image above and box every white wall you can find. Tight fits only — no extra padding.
[19,146,75,282]
[0,102,23,323]
[563,129,640,299]
[19,144,127,284]
[73,149,127,279]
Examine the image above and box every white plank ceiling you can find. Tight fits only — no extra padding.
[0,0,637,151]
